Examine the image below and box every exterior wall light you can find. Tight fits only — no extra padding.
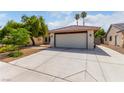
[50,34,53,37]
[89,34,92,37]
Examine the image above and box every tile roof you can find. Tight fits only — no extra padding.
[49,25,100,33]
[112,23,124,32]
[112,23,124,30]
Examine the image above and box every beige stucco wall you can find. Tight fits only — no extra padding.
[28,37,44,46]
[50,33,54,47]
[107,26,124,47]
[87,30,94,49]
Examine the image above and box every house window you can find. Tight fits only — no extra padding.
[49,36,50,42]
[109,36,112,41]
[105,37,107,41]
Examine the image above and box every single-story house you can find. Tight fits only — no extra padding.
[49,25,100,49]
[105,23,124,48]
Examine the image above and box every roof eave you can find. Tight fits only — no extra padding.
[117,30,124,33]
[49,28,100,33]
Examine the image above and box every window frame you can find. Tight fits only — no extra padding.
[109,36,112,41]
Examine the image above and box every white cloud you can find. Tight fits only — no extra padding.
[48,12,124,31]
[0,14,6,19]
[48,12,74,29]
[49,11,72,18]
[84,12,124,30]
[0,13,8,28]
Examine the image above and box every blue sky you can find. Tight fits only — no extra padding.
[0,11,124,31]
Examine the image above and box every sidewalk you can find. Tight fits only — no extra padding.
[102,44,124,54]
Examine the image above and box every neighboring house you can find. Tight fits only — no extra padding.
[105,23,124,48]
[49,25,100,49]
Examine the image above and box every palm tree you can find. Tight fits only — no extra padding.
[81,11,87,26]
[75,14,80,26]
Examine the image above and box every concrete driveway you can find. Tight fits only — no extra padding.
[0,45,124,82]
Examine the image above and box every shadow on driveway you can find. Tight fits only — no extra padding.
[40,46,110,57]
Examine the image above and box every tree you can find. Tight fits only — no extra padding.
[0,19,30,56]
[1,28,29,46]
[81,11,87,26]
[0,20,23,44]
[21,15,48,45]
[74,14,80,26]
[95,28,106,38]
[39,16,48,37]
[0,29,3,41]
[0,30,2,44]
[5,20,23,29]
[1,28,30,57]
[95,28,106,44]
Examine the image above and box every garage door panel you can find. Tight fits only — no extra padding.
[55,33,87,48]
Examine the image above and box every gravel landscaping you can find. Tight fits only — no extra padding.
[0,45,49,62]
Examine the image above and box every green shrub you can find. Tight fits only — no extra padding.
[0,47,7,53]
[8,51,23,57]
[6,45,18,51]
[0,45,18,53]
